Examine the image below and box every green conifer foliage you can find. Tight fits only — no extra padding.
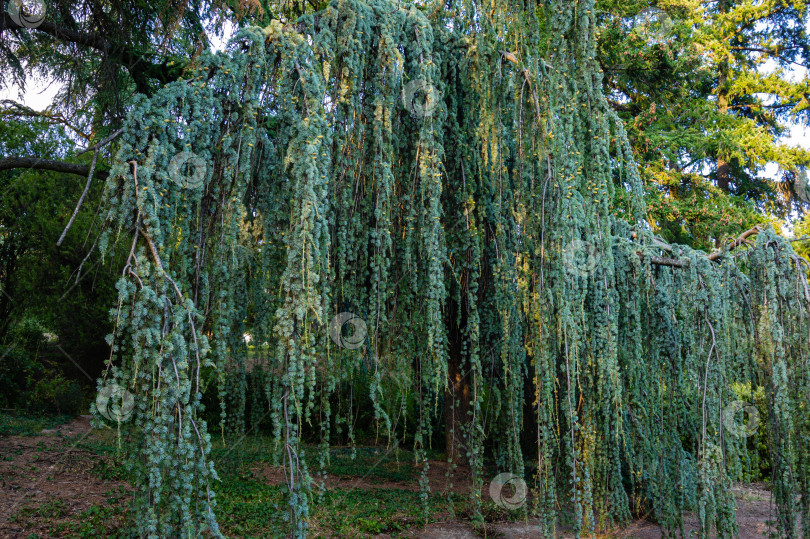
[95,1,810,537]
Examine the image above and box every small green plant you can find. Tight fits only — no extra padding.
[326,447,417,484]
[29,374,84,415]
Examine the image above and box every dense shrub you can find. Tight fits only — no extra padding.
[0,316,89,415]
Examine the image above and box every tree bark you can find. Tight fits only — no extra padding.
[0,157,108,179]
[716,0,732,195]
[445,296,470,466]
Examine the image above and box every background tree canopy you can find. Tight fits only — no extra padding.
[2,0,810,538]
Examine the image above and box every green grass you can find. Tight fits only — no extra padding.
[211,437,427,484]
[312,487,465,537]
[213,471,466,538]
[58,503,131,538]
[4,412,468,537]
[10,489,131,538]
[0,411,72,436]
[74,432,133,482]
[209,439,466,537]
[214,473,287,537]
[325,446,419,484]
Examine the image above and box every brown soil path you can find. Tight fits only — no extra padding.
[387,483,777,538]
[0,415,129,538]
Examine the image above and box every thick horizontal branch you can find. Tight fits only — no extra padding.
[0,157,108,179]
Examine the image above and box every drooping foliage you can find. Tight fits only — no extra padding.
[94,0,810,537]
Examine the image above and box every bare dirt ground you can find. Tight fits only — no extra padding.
[388,483,777,538]
[0,418,781,538]
[0,415,129,538]
[406,489,777,539]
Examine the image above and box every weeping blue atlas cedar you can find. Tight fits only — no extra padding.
[94,0,810,537]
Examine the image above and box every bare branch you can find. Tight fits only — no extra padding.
[57,149,98,246]
[75,129,124,157]
[707,225,763,261]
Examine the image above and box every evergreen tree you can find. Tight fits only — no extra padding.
[2,2,810,538]
[598,0,810,250]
